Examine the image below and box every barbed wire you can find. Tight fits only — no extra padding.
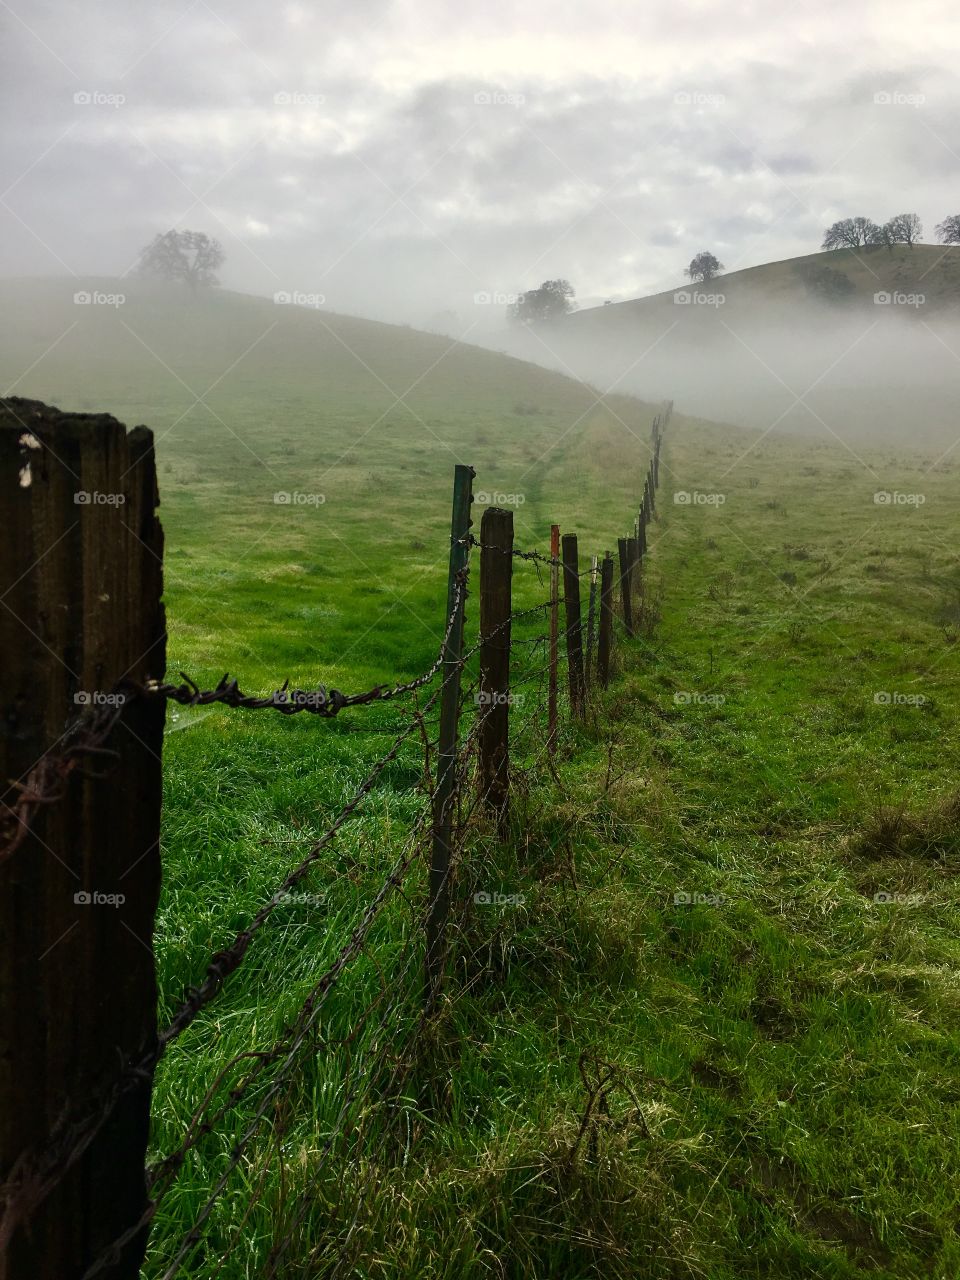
[0,575,467,867]
[465,535,594,575]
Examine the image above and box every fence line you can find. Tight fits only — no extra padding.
[0,392,671,1279]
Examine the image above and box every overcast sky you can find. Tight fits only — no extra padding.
[1,0,957,324]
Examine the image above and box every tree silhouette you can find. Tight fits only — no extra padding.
[507,279,575,325]
[137,230,225,292]
[684,252,724,283]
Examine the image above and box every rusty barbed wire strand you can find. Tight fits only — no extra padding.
[0,575,468,866]
[464,535,594,575]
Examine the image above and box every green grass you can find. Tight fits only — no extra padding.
[3,281,960,1277]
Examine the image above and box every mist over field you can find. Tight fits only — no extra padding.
[498,295,960,453]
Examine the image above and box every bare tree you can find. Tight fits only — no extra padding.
[883,213,922,248]
[136,230,225,292]
[935,215,960,245]
[821,217,883,251]
[684,251,724,283]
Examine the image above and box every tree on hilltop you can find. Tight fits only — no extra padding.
[684,251,724,283]
[935,215,960,245]
[821,217,883,251]
[507,279,575,325]
[883,213,922,248]
[137,230,225,292]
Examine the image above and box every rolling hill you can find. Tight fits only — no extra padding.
[503,245,960,450]
[570,243,960,324]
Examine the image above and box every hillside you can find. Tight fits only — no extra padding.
[502,246,960,450]
[0,275,656,690]
[571,244,960,324]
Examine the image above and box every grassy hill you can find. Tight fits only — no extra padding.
[570,244,960,324]
[0,275,655,689]
[502,245,960,451]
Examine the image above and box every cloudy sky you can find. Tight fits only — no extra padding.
[1,0,957,323]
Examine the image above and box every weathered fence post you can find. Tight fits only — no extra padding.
[560,534,585,717]
[627,535,640,632]
[618,537,634,638]
[425,463,474,1012]
[597,552,614,689]
[0,399,166,1280]
[478,507,513,840]
[547,524,560,754]
[584,555,599,689]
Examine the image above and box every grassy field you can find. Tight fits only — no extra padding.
[3,281,960,1277]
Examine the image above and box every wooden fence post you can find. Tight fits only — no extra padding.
[618,537,633,638]
[425,463,474,1013]
[627,535,641,632]
[560,534,585,717]
[597,552,614,689]
[584,555,599,689]
[478,507,513,840]
[0,399,166,1279]
[548,524,560,754]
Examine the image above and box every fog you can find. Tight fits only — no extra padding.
[487,294,960,458]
